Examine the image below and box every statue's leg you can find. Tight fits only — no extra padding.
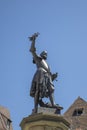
[34,90,39,113]
[49,92,58,108]
[49,92,55,107]
[34,82,39,113]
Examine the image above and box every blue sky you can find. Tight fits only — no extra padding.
[0,0,87,130]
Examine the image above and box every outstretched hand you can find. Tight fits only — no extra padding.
[29,32,40,41]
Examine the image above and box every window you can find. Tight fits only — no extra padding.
[7,119,11,130]
[72,108,83,116]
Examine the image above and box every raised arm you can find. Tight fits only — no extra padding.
[29,33,39,58]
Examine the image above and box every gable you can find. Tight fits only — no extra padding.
[63,97,87,130]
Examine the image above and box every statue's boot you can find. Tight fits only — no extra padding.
[49,93,58,108]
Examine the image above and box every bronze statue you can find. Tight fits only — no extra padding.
[29,33,58,113]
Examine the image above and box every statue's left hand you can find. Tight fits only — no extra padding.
[52,72,58,81]
[54,72,58,78]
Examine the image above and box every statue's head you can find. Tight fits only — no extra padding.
[40,51,47,60]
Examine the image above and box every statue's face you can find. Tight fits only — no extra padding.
[42,54,47,60]
[40,51,47,60]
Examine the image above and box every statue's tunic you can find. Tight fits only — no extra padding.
[30,44,54,99]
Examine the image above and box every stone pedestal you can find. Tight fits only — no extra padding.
[37,106,63,114]
[20,112,70,130]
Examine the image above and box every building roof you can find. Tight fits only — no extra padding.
[64,96,87,130]
[0,106,13,130]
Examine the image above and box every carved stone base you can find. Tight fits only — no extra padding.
[20,113,70,130]
[37,107,57,114]
[37,106,63,114]
[32,105,63,115]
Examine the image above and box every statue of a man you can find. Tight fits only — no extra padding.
[29,33,58,113]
